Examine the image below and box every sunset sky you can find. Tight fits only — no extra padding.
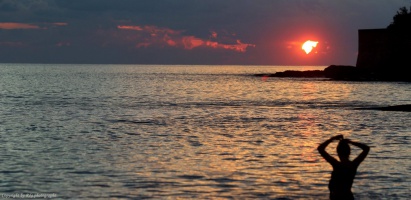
[0,0,409,65]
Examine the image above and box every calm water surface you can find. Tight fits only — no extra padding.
[0,64,410,199]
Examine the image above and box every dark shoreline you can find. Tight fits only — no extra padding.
[254,65,411,82]
[355,104,411,112]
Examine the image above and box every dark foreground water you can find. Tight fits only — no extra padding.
[0,64,410,199]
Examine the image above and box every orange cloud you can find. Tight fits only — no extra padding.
[210,31,218,39]
[217,40,256,52]
[117,25,143,31]
[0,22,68,30]
[118,25,182,35]
[182,36,204,49]
[117,24,255,52]
[0,22,40,30]
[52,22,68,26]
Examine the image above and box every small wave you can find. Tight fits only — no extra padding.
[167,100,373,111]
[106,119,166,126]
[177,175,205,180]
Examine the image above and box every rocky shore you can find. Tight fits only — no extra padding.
[254,65,411,112]
[255,65,411,82]
[355,104,411,112]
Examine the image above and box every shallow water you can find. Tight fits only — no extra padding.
[0,64,410,199]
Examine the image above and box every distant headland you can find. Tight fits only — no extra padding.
[255,6,411,82]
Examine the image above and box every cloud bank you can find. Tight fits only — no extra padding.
[117,25,255,52]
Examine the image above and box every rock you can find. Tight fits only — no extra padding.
[356,104,411,112]
[254,65,411,82]
[269,70,324,78]
[324,65,358,80]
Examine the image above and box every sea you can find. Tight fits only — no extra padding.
[0,64,410,199]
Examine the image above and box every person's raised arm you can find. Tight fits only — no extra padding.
[348,140,370,167]
[317,135,343,166]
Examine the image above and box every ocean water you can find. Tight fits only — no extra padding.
[0,64,410,199]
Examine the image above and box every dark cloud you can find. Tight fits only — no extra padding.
[0,0,409,64]
[0,0,52,12]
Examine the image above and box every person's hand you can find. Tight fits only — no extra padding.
[331,134,344,141]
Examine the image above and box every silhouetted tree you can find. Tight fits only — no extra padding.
[387,5,411,30]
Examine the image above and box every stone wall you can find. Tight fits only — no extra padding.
[356,29,411,70]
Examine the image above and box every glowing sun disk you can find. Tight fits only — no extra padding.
[302,40,318,54]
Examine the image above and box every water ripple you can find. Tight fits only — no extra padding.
[0,64,409,199]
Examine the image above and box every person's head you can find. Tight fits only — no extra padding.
[337,139,350,160]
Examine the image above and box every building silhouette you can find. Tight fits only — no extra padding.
[356,29,411,70]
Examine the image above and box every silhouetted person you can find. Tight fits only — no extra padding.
[317,135,370,200]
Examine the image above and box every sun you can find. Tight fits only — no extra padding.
[302,40,318,54]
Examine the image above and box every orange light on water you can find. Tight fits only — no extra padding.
[302,40,318,54]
